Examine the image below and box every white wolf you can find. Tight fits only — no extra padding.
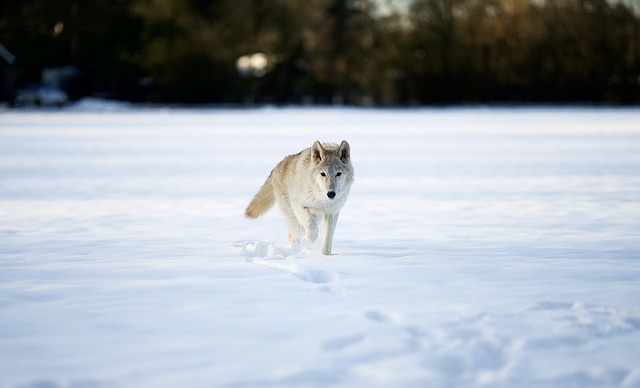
[245,140,354,255]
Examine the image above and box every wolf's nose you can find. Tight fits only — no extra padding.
[327,190,336,199]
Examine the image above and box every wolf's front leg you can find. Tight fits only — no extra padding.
[321,212,340,255]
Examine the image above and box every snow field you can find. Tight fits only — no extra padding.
[1,106,640,387]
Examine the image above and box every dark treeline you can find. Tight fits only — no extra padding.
[1,0,639,104]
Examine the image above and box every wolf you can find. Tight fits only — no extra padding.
[245,140,354,255]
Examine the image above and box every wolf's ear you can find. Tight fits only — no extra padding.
[338,140,350,162]
[312,140,325,163]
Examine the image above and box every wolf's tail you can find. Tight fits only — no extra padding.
[245,174,275,219]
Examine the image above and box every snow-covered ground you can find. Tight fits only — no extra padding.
[1,105,639,387]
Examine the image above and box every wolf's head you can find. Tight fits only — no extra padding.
[310,140,353,201]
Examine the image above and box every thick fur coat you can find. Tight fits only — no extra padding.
[245,140,354,255]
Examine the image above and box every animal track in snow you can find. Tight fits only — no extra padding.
[294,268,336,284]
[528,301,640,339]
[323,334,366,351]
[364,309,405,324]
[231,240,338,287]
[230,240,307,261]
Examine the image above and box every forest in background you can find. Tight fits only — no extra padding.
[1,0,639,104]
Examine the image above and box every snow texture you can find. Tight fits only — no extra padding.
[1,104,640,387]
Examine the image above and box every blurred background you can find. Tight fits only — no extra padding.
[1,0,639,106]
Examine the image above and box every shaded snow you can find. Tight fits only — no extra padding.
[1,106,639,387]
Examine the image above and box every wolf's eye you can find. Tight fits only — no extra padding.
[320,172,326,177]
[336,172,342,177]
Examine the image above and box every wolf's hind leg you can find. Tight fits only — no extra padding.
[292,205,318,243]
[285,216,303,243]
[287,218,304,243]
[304,215,319,243]
[278,202,303,243]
